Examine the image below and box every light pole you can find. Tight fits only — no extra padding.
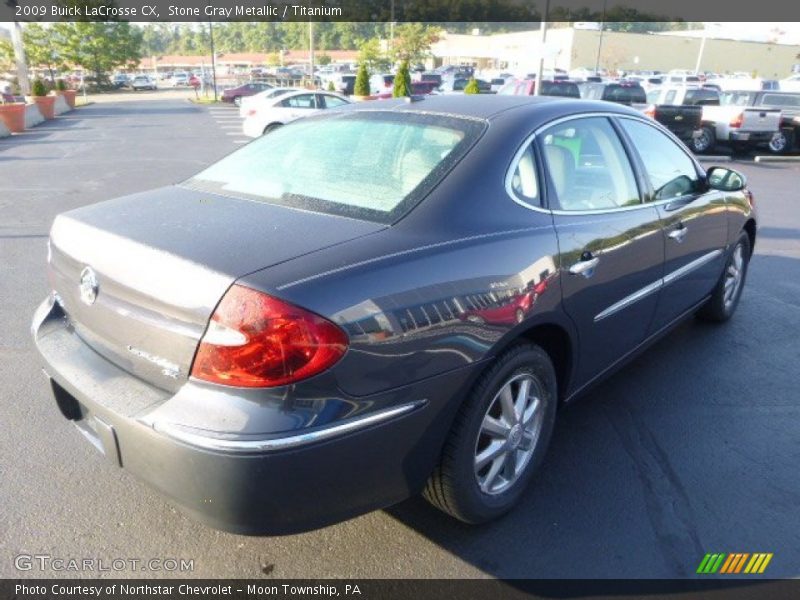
[209,20,218,102]
[695,28,708,74]
[595,0,608,75]
[9,18,30,95]
[533,0,550,96]
[309,21,315,87]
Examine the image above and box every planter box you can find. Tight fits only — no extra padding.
[31,95,56,120]
[62,90,77,109]
[0,102,26,133]
[350,95,377,102]
[50,89,78,110]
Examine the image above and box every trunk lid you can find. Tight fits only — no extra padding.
[48,186,383,393]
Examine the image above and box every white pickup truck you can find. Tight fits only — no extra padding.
[699,91,782,153]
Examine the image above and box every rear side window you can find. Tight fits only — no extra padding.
[539,117,640,211]
[186,112,485,223]
[619,118,702,200]
[509,144,539,205]
[282,94,316,108]
[321,95,348,108]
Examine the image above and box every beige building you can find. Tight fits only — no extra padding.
[431,26,800,78]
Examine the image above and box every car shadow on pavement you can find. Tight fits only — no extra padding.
[384,255,799,583]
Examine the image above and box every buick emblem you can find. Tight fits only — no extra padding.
[79,267,99,306]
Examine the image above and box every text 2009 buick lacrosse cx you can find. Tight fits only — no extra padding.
[33,96,755,534]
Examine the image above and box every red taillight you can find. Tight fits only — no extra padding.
[191,285,348,388]
[643,104,656,119]
[730,113,744,128]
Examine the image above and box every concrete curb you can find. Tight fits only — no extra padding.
[24,103,44,128]
[754,155,800,163]
[0,120,9,138]
[53,95,71,115]
[696,155,732,162]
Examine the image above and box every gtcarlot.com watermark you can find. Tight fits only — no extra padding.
[14,554,194,573]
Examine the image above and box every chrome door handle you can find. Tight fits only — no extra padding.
[569,256,600,277]
[668,226,688,243]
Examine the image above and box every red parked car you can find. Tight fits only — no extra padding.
[221,82,274,105]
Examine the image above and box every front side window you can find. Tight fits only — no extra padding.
[185,112,484,223]
[619,118,702,200]
[539,117,640,211]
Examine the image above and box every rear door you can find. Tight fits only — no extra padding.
[616,116,729,329]
[540,116,665,387]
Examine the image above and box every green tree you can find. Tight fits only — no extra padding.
[357,38,391,73]
[0,39,13,73]
[391,23,441,64]
[23,24,65,86]
[327,80,336,92]
[54,22,142,87]
[464,78,480,94]
[354,62,370,96]
[393,61,411,97]
[317,54,332,66]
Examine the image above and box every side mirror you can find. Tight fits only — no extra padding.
[707,166,746,192]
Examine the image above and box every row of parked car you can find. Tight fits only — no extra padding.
[495,78,799,155]
[221,77,800,155]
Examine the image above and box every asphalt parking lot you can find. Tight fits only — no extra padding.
[1,96,798,580]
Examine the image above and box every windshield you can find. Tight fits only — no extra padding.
[185,112,484,223]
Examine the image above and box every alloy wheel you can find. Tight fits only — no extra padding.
[769,132,787,153]
[474,372,546,495]
[724,243,745,311]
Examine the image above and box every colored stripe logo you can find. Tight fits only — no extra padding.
[697,553,773,574]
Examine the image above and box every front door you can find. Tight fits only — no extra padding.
[616,117,729,329]
[539,116,665,388]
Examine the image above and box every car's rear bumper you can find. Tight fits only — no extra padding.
[32,295,476,534]
[729,130,776,143]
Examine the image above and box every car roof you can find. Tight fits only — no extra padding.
[336,94,641,122]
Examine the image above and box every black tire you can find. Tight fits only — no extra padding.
[263,123,282,135]
[691,126,716,154]
[768,128,795,155]
[697,231,751,323]
[423,343,558,524]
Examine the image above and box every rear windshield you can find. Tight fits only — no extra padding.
[720,91,756,106]
[185,112,485,223]
[601,85,646,104]
[540,81,580,98]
